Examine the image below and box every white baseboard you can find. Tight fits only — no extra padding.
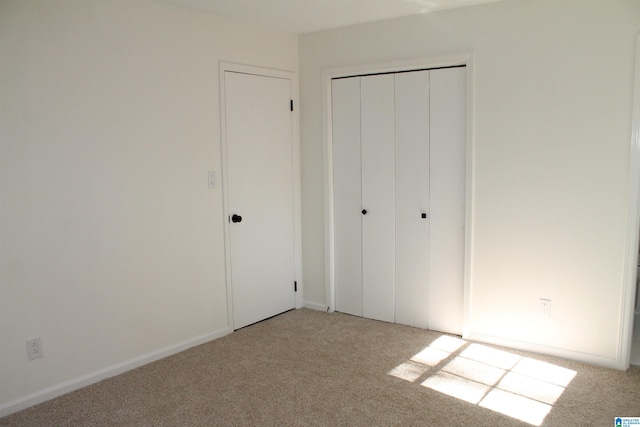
[465,332,621,370]
[631,313,640,366]
[303,301,328,312]
[0,327,232,418]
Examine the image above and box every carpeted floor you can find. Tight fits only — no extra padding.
[1,308,639,426]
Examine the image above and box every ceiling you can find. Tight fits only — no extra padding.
[154,0,505,34]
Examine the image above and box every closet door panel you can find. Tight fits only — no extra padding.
[429,67,466,335]
[395,71,430,329]
[361,74,396,323]
[332,77,363,317]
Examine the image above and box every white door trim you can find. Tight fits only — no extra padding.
[321,53,475,337]
[219,62,303,331]
[620,34,640,370]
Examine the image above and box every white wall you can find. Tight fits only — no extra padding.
[299,0,640,365]
[0,0,297,412]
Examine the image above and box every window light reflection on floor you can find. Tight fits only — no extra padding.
[388,335,577,426]
[389,360,431,382]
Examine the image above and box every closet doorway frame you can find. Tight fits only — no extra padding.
[620,34,640,370]
[321,53,475,337]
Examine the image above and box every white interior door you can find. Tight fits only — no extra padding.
[224,71,295,330]
[332,77,363,317]
[395,70,431,329]
[361,74,396,323]
[428,67,466,335]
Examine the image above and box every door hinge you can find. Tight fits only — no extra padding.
[294,281,297,292]
[290,100,293,111]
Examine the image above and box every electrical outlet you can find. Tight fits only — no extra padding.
[26,337,43,361]
[539,298,551,318]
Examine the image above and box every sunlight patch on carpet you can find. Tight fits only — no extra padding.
[421,371,490,404]
[480,388,551,425]
[388,335,576,426]
[389,360,431,382]
[410,347,450,366]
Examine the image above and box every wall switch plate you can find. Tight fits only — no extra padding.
[539,298,551,318]
[26,337,43,361]
[208,171,216,189]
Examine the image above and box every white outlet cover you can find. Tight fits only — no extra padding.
[539,299,551,318]
[208,171,216,189]
[26,337,43,361]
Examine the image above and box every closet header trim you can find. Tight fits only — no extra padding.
[332,64,466,80]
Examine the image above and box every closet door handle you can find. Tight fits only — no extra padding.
[421,213,427,219]
[231,214,243,223]
[362,209,367,215]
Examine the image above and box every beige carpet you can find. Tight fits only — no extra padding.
[1,308,639,426]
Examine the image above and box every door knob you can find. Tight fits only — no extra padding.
[362,209,367,215]
[231,214,243,223]
[421,213,427,219]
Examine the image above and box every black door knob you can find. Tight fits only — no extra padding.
[231,214,243,223]
[362,209,367,215]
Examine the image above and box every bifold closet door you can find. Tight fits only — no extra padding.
[331,74,396,322]
[332,67,466,334]
[428,67,466,335]
[332,77,363,317]
[361,74,396,323]
[394,70,430,329]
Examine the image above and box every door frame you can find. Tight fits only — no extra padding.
[219,62,303,330]
[620,34,640,370]
[321,53,475,336]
